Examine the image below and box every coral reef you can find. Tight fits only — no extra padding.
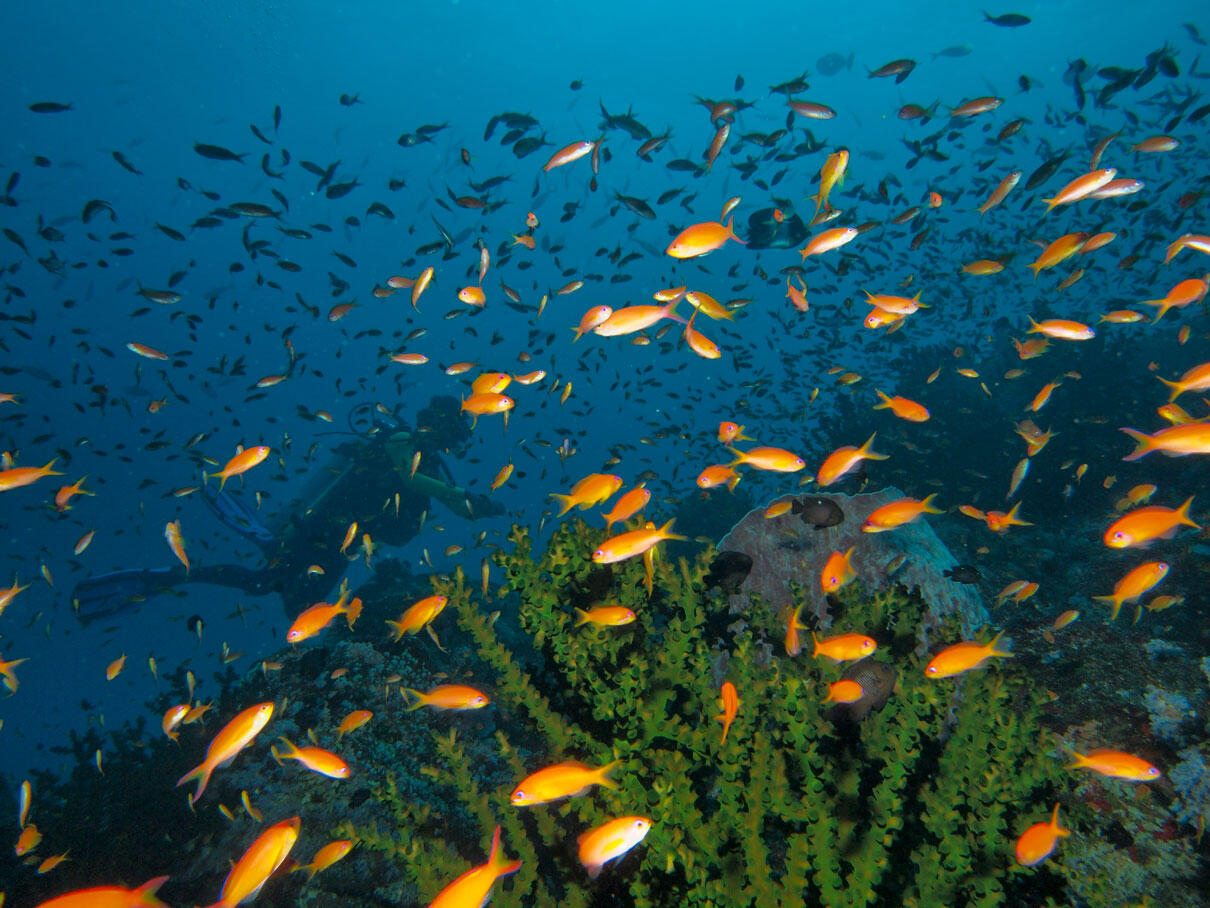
[717,488,987,648]
[340,517,1069,907]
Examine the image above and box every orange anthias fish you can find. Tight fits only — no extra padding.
[1015,803,1069,866]
[816,433,888,486]
[1093,561,1169,620]
[1120,422,1210,460]
[510,759,620,806]
[551,473,623,516]
[202,817,299,908]
[404,684,490,710]
[665,217,745,258]
[206,446,270,489]
[271,737,350,778]
[1157,361,1210,401]
[1104,497,1199,547]
[873,390,930,422]
[53,475,94,511]
[718,421,753,444]
[0,458,61,493]
[809,149,849,213]
[924,631,1012,678]
[862,494,942,532]
[1065,748,1161,781]
[784,602,810,656]
[386,594,448,640]
[34,876,171,908]
[601,485,651,530]
[823,679,865,704]
[812,631,877,662]
[286,586,363,644]
[429,826,521,908]
[575,605,636,627]
[336,709,373,740]
[176,701,274,804]
[716,681,739,743]
[1140,277,1208,322]
[959,502,1032,533]
[296,839,355,880]
[577,816,652,879]
[164,519,189,574]
[728,445,806,472]
[592,519,686,564]
[820,547,857,592]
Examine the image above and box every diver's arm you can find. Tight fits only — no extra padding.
[403,471,477,518]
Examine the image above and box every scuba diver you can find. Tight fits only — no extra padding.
[71,396,505,623]
[740,207,809,250]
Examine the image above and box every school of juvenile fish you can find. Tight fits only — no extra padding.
[3,9,1209,905]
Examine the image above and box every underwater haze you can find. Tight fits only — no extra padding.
[2,0,1210,905]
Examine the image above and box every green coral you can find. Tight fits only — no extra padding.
[348,518,1074,907]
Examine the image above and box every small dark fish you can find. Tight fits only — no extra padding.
[81,200,115,223]
[273,105,282,131]
[1189,102,1210,123]
[513,136,547,158]
[325,179,360,199]
[816,52,854,76]
[944,565,981,584]
[249,124,272,145]
[1185,23,1206,46]
[138,287,181,304]
[339,93,361,106]
[869,59,916,83]
[1024,152,1067,190]
[770,72,811,95]
[366,202,394,219]
[186,614,204,637]
[230,202,277,218]
[29,101,72,113]
[111,151,142,175]
[734,73,745,91]
[155,223,186,242]
[704,551,752,594]
[932,45,973,58]
[984,10,1030,26]
[569,79,583,91]
[193,143,246,163]
[792,497,844,529]
[1018,75,1031,92]
[416,123,448,136]
[3,228,28,254]
[613,192,656,219]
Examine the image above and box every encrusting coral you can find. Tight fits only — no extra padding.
[344,516,1072,907]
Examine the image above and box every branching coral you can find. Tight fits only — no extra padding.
[343,518,1072,907]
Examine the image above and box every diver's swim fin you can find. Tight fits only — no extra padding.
[71,567,183,625]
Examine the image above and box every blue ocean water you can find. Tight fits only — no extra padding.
[2,0,1209,903]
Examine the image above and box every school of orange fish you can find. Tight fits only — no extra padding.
[3,19,1210,906]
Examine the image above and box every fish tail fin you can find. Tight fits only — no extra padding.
[1119,427,1154,462]
[385,619,405,642]
[549,493,576,517]
[860,432,889,461]
[345,597,363,629]
[486,825,522,876]
[1157,376,1184,402]
[987,629,1014,658]
[725,445,745,467]
[726,470,742,492]
[657,518,687,541]
[403,688,425,711]
[873,389,892,409]
[726,215,746,245]
[42,458,62,476]
[132,875,171,907]
[574,607,591,627]
[1176,495,1200,528]
[810,630,820,658]
[1062,747,1086,771]
[175,762,211,804]
[1149,300,1173,323]
[808,190,824,213]
[597,759,622,789]
[1092,594,1123,620]
[921,492,943,513]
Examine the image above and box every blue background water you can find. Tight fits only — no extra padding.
[0,0,1204,803]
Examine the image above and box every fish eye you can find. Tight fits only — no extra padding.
[926,665,937,675]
